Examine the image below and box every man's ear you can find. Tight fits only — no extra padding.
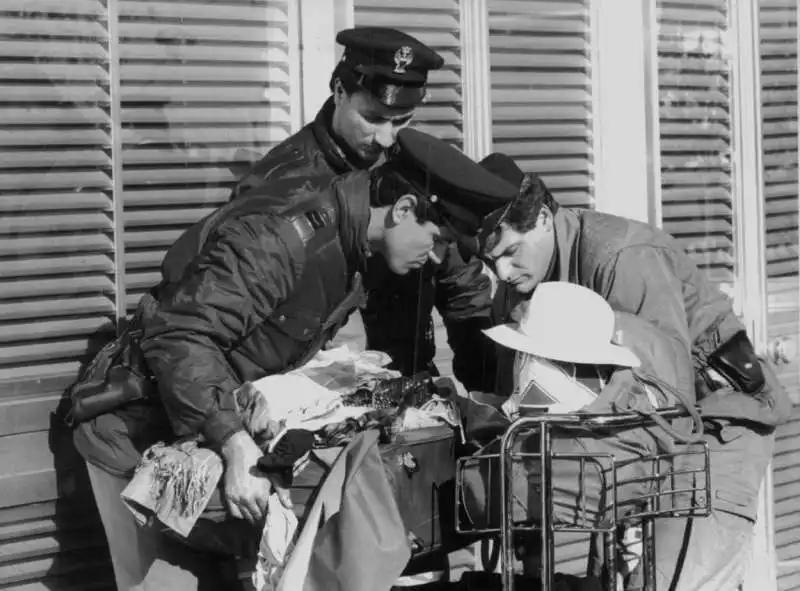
[391,194,418,225]
[538,206,554,231]
[332,79,346,104]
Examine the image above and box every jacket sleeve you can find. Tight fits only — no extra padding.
[434,245,498,392]
[230,135,317,201]
[140,215,299,447]
[596,245,693,390]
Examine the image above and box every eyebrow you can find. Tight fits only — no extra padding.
[489,242,516,260]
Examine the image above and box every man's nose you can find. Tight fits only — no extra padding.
[495,259,512,282]
[374,122,397,148]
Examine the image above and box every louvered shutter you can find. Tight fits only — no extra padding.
[488,0,594,209]
[760,0,799,281]
[760,1,800,587]
[353,0,464,148]
[0,3,118,588]
[0,0,117,404]
[118,0,295,311]
[656,0,735,286]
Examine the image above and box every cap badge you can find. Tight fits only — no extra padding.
[393,46,414,74]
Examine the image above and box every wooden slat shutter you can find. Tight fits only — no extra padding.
[656,0,735,286]
[354,0,464,147]
[118,0,295,311]
[760,1,800,587]
[0,0,117,403]
[0,3,117,588]
[488,0,594,208]
[0,1,298,589]
[760,0,798,281]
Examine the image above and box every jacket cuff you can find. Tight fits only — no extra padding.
[202,410,245,448]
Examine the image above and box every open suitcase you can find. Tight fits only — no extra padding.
[162,391,470,579]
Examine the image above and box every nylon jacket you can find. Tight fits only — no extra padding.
[493,208,791,428]
[140,173,371,447]
[229,98,497,390]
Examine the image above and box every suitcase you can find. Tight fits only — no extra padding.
[166,425,462,565]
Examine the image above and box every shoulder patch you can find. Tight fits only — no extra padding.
[305,209,332,230]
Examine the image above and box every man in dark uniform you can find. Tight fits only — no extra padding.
[73,129,518,591]
[230,27,497,392]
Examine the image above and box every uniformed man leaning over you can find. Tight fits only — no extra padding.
[73,129,518,591]
[231,26,498,392]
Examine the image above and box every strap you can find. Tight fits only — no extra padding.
[630,369,705,444]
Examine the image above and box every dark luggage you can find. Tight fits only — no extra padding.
[165,424,461,564]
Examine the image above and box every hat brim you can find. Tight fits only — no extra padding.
[484,324,641,368]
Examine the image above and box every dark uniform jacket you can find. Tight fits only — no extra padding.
[75,174,369,474]
[142,174,370,446]
[493,208,792,430]
[231,98,497,391]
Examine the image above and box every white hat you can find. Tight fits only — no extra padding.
[484,282,641,368]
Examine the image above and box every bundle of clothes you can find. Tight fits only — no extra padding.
[119,346,462,591]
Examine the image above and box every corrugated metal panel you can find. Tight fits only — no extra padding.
[119,0,294,311]
[354,0,464,147]
[488,0,594,209]
[656,0,735,285]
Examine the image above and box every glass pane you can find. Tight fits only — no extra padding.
[656,0,737,288]
[759,0,800,584]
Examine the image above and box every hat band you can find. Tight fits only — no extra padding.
[356,73,427,108]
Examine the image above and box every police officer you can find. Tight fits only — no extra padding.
[73,129,517,591]
[230,26,498,392]
[474,153,791,590]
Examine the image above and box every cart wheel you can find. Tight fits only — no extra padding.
[480,536,501,572]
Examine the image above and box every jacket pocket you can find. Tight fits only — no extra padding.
[273,310,322,342]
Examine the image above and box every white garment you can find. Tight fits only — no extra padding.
[252,494,299,591]
[512,352,599,414]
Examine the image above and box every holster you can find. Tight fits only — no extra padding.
[693,315,765,396]
[65,295,158,426]
[66,358,155,426]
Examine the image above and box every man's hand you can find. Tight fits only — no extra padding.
[501,396,521,420]
[221,431,272,523]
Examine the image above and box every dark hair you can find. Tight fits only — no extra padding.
[329,61,363,95]
[503,173,560,233]
[369,165,438,224]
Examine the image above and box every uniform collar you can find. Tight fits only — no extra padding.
[551,208,582,282]
[311,97,387,174]
[330,171,372,274]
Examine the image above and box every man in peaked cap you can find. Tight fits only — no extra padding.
[228,26,500,393]
[72,128,515,590]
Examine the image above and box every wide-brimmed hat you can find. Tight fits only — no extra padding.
[484,282,641,368]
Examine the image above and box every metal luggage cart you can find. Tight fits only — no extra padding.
[455,407,711,591]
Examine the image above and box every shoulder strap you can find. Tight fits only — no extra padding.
[159,176,339,287]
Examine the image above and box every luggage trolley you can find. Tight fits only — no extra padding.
[455,407,712,591]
